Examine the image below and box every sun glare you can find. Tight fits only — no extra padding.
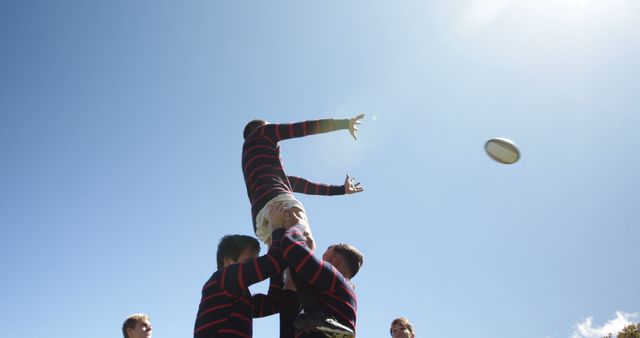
[521,0,634,24]
[455,0,631,37]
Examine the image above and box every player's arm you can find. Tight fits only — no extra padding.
[280,225,344,293]
[252,272,284,318]
[219,229,286,296]
[288,174,363,196]
[288,175,345,195]
[258,114,364,142]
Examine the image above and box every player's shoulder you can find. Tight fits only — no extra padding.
[244,128,276,145]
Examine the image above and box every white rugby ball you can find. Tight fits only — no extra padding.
[485,137,520,164]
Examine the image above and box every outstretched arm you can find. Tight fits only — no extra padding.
[257,114,365,142]
[287,175,363,195]
[288,175,345,195]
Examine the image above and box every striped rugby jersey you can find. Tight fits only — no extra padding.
[194,230,285,338]
[281,225,358,337]
[242,119,350,232]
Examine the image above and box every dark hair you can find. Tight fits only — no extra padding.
[122,313,149,338]
[243,119,267,140]
[329,243,364,278]
[217,235,260,269]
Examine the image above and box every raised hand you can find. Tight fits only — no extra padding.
[344,174,364,194]
[349,113,365,140]
[283,206,305,230]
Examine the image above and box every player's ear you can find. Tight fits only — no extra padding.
[333,255,343,269]
[223,257,236,267]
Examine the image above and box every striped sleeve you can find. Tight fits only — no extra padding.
[281,225,341,293]
[288,176,346,196]
[220,230,286,296]
[252,274,284,318]
[259,119,350,142]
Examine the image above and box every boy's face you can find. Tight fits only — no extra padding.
[391,323,414,338]
[127,319,152,338]
[224,249,258,267]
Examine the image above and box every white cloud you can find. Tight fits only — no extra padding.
[570,311,640,338]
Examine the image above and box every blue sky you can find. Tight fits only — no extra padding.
[1,1,639,337]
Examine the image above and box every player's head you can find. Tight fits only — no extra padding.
[122,313,152,338]
[217,234,260,269]
[390,317,415,338]
[322,243,364,279]
[243,119,268,140]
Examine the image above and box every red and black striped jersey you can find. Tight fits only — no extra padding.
[281,226,358,337]
[241,119,349,231]
[194,230,286,338]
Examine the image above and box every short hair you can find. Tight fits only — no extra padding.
[217,235,260,270]
[328,243,364,278]
[122,313,150,338]
[243,119,267,140]
[390,317,415,337]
